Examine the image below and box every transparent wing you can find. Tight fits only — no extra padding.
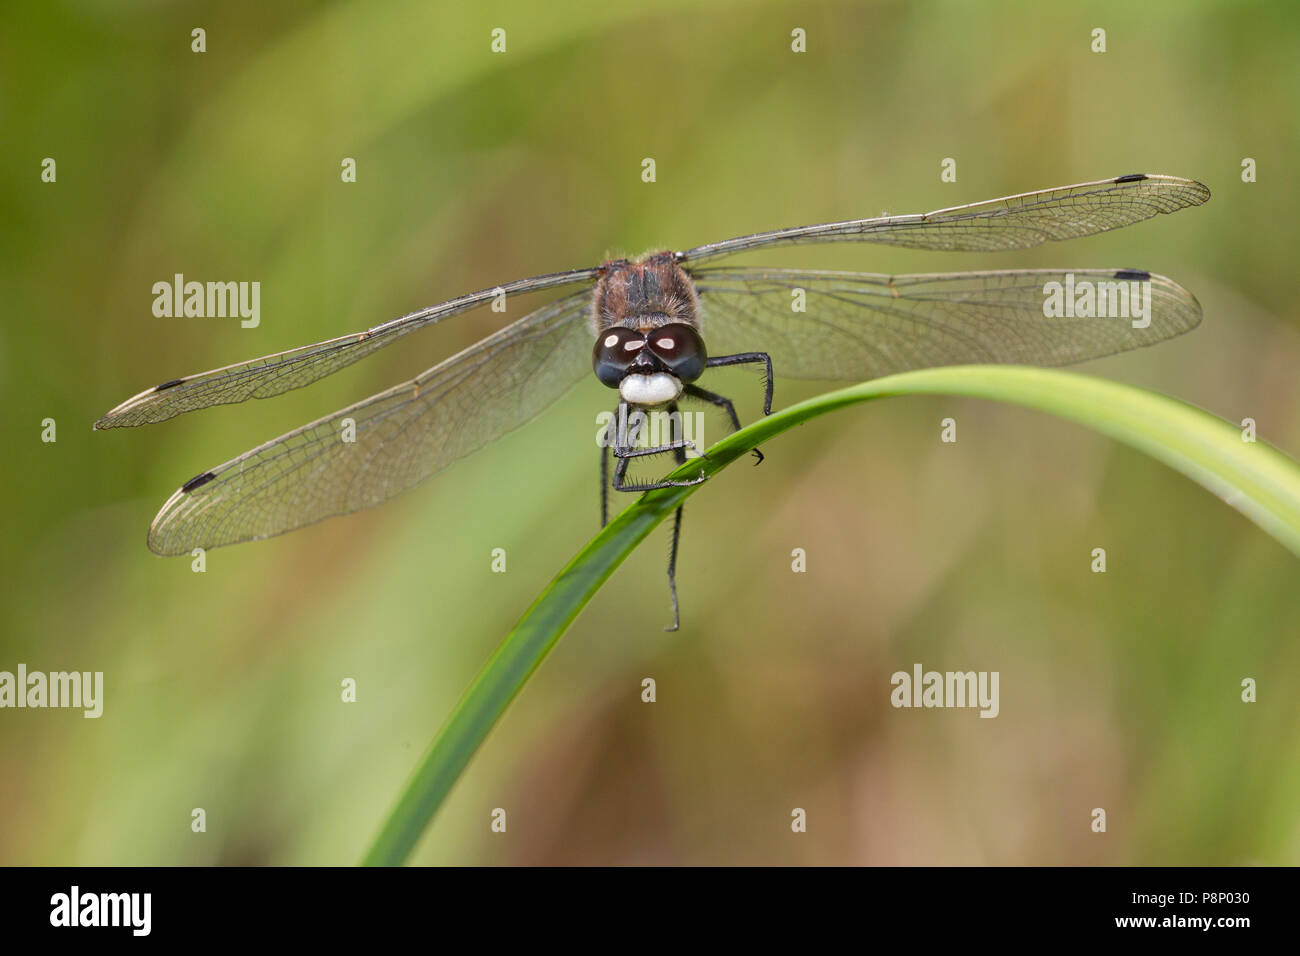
[691,267,1201,381]
[95,268,598,428]
[680,174,1210,263]
[147,290,594,555]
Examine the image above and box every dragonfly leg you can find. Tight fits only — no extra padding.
[614,441,700,461]
[600,440,608,527]
[704,351,773,416]
[599,401,693,629]
[612,449,707,492]
[683,383,764,465]
[600,403,619,528]
[664,403,688,631]
[664,465,687,631]
[610,401,708,493]
[664,505,684,631]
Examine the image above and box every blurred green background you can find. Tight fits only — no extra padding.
[2,0,1298,865]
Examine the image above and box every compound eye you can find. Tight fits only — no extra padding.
[592,327,646,388]
[645,323,706,383]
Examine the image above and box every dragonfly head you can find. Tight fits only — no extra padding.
[592,323,707,406]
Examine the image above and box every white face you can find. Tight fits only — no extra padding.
[618,372,683,406]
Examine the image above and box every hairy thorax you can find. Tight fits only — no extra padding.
[590,251,702,335]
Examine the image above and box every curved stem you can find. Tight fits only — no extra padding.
[362,365,1300,865]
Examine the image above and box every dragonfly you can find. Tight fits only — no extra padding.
[96,173,1209,629]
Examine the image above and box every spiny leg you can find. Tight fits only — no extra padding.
[704,351,774,416]
[611,401,707,493]
[664,402,688,632]
[613,450,707,493]
[601,400,700,629]
[600,403,620,528]
[683,383,764,465]
[600,439,608,528]
[603,402,701,523]
[665,504,684,631]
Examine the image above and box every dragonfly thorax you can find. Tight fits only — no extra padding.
[591,251,702,334]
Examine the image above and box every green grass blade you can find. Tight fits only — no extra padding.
[361,365,1300,865]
